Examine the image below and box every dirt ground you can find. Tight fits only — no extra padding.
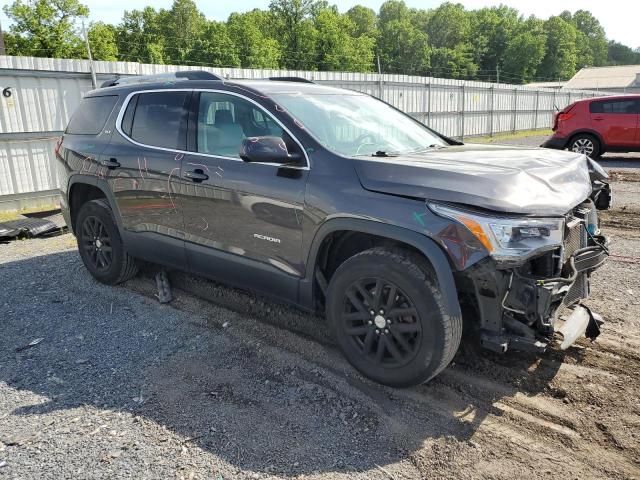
[1,145,639,479]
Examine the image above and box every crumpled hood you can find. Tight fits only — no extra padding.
[354,144,597,216]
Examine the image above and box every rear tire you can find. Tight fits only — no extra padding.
[326,247,462,387]
[75,199,138,285]
[569,134,601,158]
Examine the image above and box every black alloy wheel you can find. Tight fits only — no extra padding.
[80,215,113,272]
[326,247,462,387]
[75,199,138,285]
[342,278,422,368]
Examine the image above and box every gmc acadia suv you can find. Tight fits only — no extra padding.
[542,95,640,157]
[56,72,612,387]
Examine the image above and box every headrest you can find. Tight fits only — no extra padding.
[215,109,233,125]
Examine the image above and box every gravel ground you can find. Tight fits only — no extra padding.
[1,141,640,479]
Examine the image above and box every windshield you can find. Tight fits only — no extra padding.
[270,92,447,157]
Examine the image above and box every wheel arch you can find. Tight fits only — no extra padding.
[68,175,123,234]
[567,129,605,151]
[300,218,461,319]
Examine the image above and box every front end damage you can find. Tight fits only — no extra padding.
[455,193,611,353]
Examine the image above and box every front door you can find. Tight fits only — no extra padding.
[179,90,309,301]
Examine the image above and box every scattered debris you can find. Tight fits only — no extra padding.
[15,337,44,352]
[155,271,173,304]
[222,322,230,328]
[0,212,66,241]
[0,460,6,468]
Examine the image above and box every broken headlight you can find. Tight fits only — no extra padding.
[429,202,564,262]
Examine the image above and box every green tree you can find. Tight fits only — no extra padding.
[502,17,546,83]
[560,10,607,68]
[190,21,241,67]
[346,5,377,39]
[2,0,88,57]
[425,2,475,79]
[425,2,470,49]
[377,1,430,75]
[87,22,118,61]
[469,6,519,82]
[116,7,165,63]
[607,41,640,65]
[269,0,317,69]
[538,16,578,80]
[312,6,374,71]
[227,10,281,68]
[160,0,206,64]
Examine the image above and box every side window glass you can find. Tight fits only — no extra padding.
[66,95,118,135]
[599,100,636,114]
[196,92,285,158]
[589,102,603,114]
[128,91,190,149]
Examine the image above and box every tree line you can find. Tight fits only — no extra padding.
[3,0,640,84]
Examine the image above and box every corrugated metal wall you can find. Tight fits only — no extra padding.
[0,55,610,202]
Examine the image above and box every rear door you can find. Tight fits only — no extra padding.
[590,98,638,148]
[102,89,191,268]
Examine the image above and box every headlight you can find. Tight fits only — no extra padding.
[428,202,564,261]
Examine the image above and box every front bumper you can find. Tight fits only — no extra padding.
[455,212,609,353]
[540,135,568,150]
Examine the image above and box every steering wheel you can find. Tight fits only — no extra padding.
[353,133,378,155]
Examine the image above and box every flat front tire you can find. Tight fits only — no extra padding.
[326,247,462,387]
[75,199,138,285]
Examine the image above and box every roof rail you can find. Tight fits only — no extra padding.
[100,70,224,88]
[268,76,315,84]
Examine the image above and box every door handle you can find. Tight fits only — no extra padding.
[592,117,604,121]
[183,169,209,182]
[99,158,120,169]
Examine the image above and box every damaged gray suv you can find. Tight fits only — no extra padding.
[57,72,612,387]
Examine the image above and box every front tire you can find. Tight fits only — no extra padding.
[326,247,462,387]
[569,134,601,158]
[75,199,138,285]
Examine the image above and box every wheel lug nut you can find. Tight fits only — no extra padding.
[370,310,375,315]
[375,329,380,334]
[379,309,384,314]
[368,320,372,325]
[384,329,389,334]
[386,319,391,324]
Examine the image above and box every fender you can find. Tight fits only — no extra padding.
[67,174,124,233]
[299,217,462,318]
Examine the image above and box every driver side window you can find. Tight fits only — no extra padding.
[196,92,287,159]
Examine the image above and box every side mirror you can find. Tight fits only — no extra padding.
[239,136,301,164]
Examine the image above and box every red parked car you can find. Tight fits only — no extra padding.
[542,95,640,157]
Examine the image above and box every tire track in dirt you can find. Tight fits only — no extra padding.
[126,269,640,479]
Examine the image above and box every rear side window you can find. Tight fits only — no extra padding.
[126,91,190,150]
[66,95,118,135]
[590,99,638,114]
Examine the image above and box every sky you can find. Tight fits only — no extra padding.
[1,0,638,49]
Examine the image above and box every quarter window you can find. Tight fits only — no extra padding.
[66,95,118,135]
[127,91,190,150]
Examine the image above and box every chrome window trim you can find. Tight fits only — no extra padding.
[114,88,310,170]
